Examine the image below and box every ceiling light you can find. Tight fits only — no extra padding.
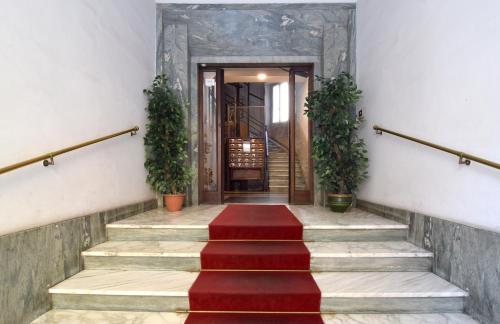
[257,73,267,80]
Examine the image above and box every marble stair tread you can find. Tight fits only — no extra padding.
[107,205,226,228]
[107,205,405,230]
[82,241,205,257]
[290,206,408,229]
[31,310,478,324]
[85,241,431,258]
[306,241,433,258]
[32,310,188,324]
[50,270,466,299]
[313,272,468,298]
[48,270,197,296]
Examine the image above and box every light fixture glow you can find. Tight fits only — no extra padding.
[257,73,267,81]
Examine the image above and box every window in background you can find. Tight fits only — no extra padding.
[272,82,289,123]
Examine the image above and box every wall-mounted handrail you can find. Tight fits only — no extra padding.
[0,126,139,175]
[373,125,500,170]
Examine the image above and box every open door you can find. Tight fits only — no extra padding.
[199,67,225,204]
[289,67,314,204]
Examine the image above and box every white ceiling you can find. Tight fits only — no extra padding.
[157,0,355,3]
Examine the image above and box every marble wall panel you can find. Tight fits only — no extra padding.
[0,199,156,324]
[358,199,500,324]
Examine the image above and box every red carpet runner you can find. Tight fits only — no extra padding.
[186,204,323,324]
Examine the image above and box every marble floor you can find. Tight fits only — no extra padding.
[107,204,408,230]
[32,310,478,324]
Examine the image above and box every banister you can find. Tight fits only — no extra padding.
[0,126,139,175]
[373,125,500,170]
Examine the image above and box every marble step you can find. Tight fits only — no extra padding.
[269,174,289,179]
[269,185,288,193]
[48,270,467,313]
[268,168,289,172]
[32,310,479,324]
[269,179,289,185]
[269,179,305,185]
[82,241,432,272]
[106,206,408,242]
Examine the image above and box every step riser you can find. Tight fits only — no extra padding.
[320,297,464,313]
[304,229,408,242]
[52,294,463,313]
[84,256,201,271]
[107,228,406,242]
[311,257,432,272]
[52,295,188,312]
[84,256,432,272]
[107,228,208,241]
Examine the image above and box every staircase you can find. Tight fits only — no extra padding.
[32,205,477,323]
[268,139,307,193]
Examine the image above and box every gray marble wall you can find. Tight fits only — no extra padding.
[0,199,157,324]
[157,3,356,205]
[358,200,500,324]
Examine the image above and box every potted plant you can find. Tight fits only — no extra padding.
[305,72,368,212]
[143,75,191,212]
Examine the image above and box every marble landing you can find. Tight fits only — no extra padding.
[106,205,408,242]
[108,205,407,230]
[32,310,478,323]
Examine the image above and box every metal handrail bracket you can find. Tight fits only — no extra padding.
[0,126,139,175]
[373,125,499,170]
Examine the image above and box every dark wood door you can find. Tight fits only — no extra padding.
[199,67,225,204]
[289,67,314,204]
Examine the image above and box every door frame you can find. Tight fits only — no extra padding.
[197,63,314,205]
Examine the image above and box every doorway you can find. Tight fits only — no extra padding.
[198,65,313,205]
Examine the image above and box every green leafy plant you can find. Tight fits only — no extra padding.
[143,75,191,194]
[305,72,368,194]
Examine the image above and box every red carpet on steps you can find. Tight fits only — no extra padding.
[201,241,310,270]
[208,204,303,240]
[186,204,323,323]
[184,313,324,324]
[189,271,321,312]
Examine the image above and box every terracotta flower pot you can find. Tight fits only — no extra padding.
[327,193,353,213]
[163,193,185,212]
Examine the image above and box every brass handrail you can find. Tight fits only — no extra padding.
[373,125,500,170]
[0,126,139,175]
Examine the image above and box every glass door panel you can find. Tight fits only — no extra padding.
[199,68,224,204]
[202,71,218,193]
[289,67,313,204]
[294,72,310,191]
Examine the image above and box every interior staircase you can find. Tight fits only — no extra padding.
[32,205,477,324]
[268,140,306,193]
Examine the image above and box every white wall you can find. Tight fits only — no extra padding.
[357,0,500,232]
[0,0,156,235]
